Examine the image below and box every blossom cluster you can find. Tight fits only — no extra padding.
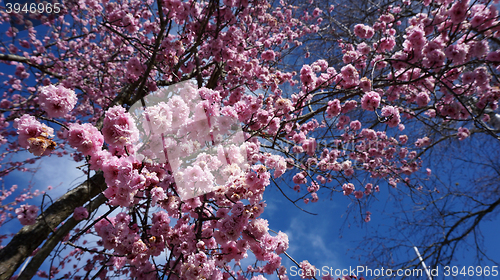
[130,82,249,201]
[73,206,89,221]
[15,204,38,225]
[67,123,104,156]
[38,85,77,118]
[14,114,55,156]
[102,105,139,154]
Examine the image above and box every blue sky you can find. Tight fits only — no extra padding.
[1,152,87,235]
[260,169,500,279]
[260,129,500,280]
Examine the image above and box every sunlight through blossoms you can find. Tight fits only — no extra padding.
[130,80,248,200]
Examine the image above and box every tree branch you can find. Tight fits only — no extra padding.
[0,173,106,280]
[16,193,108,280]
[0,54,63,79]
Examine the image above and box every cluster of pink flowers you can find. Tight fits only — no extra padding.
[444,43,469,65]
[326,99,341,118]
[122,13,140,33]
[126,57,145,81]
[378,36,396,52]
[25,136,56,156]
[264,154,287,178]
[340,64,359,88]
[415,137,431,147]
[342,183,355,196]
[101,156,148,207]
[337,115,351,129]
[416,92,430,107]
[350,120,362,130]
[15,204,39,225]
[353,24,375,39]
[361,91,381,111]
[381,106,401,127]
[365,211,372,223]
[341,100,357,114]
[91,193,290,278]
[457,127,470,140]
[353,190,363,199]
[67,123,104,156]
[423,43,446,69]
[359,77,372,91]
[404,26,426,52]
[302,138,317,157]
[14,114,55,156]
[94,212,145,260]
[448,0,469,24]
[300,65,317,90]
[102,105,139,153]
[73,206,89,221]
[299,260,317,279]
[14,114,54,147]
[38,85,77,118]
[261,50,276,61]
[179,164,216,198]
[1,0,344,278]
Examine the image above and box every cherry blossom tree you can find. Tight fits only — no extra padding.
[295,0,500,275]
[0,0,499,279]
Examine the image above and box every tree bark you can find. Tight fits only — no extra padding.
[16,193,108,280]
[0,173,106,280]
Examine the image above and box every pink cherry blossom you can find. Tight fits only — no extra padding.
[359,77,372,91]
[299,260,317,279]
[38,85,77,118]
[361,91,381,111]
[326,99,341,118]
[102,105,139,150]
[73,207,89,221]
[342,183,355,196]
[354,24,375,39]
[416,92,431,107]
[15,204,38,225]
[381,106,401,127]
[457,127,470,140]
[340,64,359,88]
[14,114,54,149]
[67,123,104,156]
[448,0,469,24]
[261,50,276,61]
